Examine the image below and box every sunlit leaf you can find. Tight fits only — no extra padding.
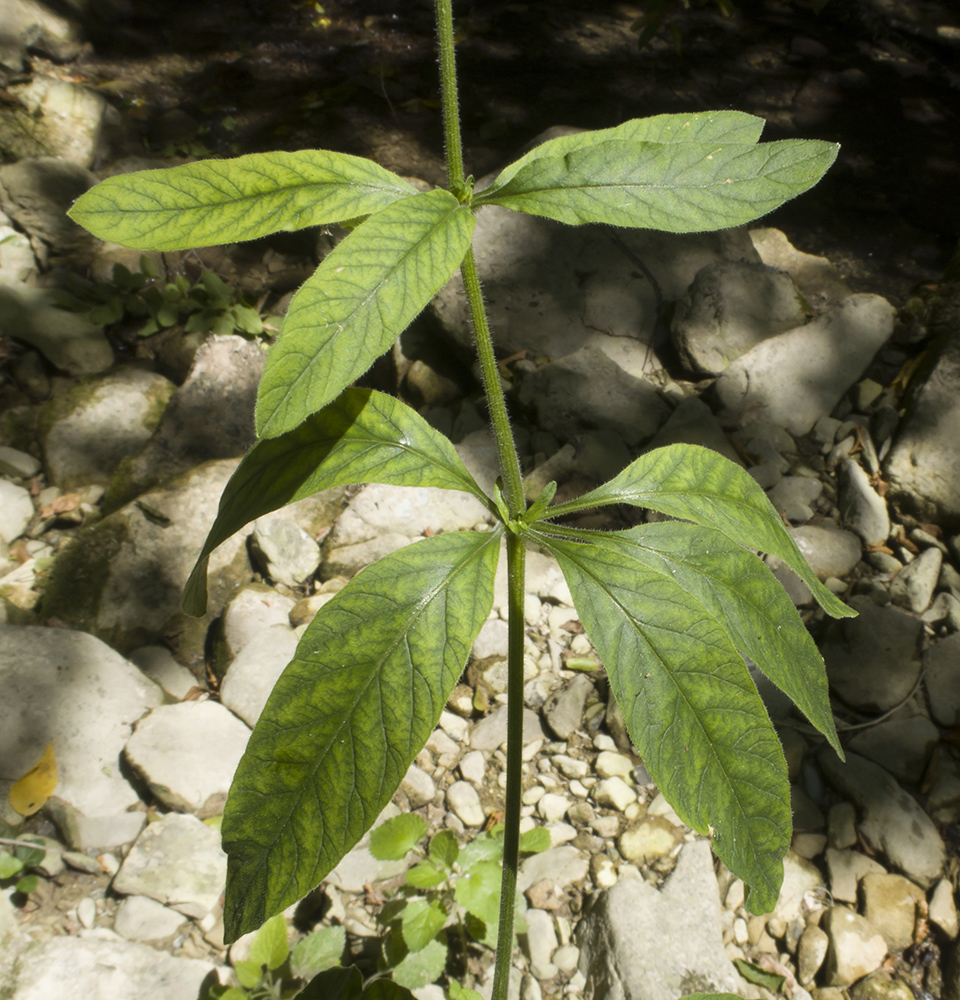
[370,814,428,861]
[390,937,448,990]
[250,913,289,971]
[401,898,446,952]
[454,859,502,926]
[429,829,459,869]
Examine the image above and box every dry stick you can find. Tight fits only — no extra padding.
[0,836,66,855]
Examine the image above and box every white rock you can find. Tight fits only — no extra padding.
[439,710,469,742]
[249,516,321,587]
[518,846,588,893]
[537,794,571,823]
[219,623,300,727]
[929,879,959,939]
[0,479,33,544]
[823,905,887,988]
[592,777,637,812]
[113,894,187,942]
[218,585,296,665]
[77,896,96,929]
[523,908,559,980]
[838,459,889,546]
[447,780,485,827]
[890,547,942,613]
[127,646,198,700]
[459,750,486,785]
[594,750,635,780]
[401,764,436,808]
[0,446,40,479]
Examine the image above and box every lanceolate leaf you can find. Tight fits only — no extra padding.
[478,110,765,200]
[474,138,838,233]
[221,528,501,941]
[182,388,491,616]
[256,189,475,439]
[545,444,855,620]
[67,150,418,250]
[581,523,842,754]
[541,532,791,913]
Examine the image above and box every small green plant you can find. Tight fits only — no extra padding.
[368,815,550,990]
[0,825,45,901]
[67,2,854,998]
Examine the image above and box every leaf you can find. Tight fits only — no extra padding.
[10,742,58,816]
[250,913,289,971]
[390,936,448,990]
[479,111,765,199]
[255,189,475,439]
[474,137,838,233]
[67,150,418,251]
[364,983,420,1000]
[454,859,502,926]
[448,983,484,1000]
[401,898,447,952]
[222,528,501,941]
[429,830,459,869]
[544,444,854,620]
[297,965,364,1000]
[600,523,841,755]
[234,960,263,989]
[182,388,491,616]
[519,827,551,854]
[370,814,428,861]
[0,852,24,879]
[15,873,38,894]
[541,532,791,913]
[406,861,448,890]
[735,958,786,992]
[457,834,501,869]
[291,925,346,980]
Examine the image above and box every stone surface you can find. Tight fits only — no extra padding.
[798,924,830,986]
[543,674,595,740]
[925,633,960,727]
[123,700,250,813]
[471,705,545,750]
[523,908,559,980]
[930,879,959,939]
[326,804,408,892]
[839,459,890,546]
[643,396,743,465]
[823,905,888,988]
[889,547,941,613]
[213,583,296,673]
[518,846,589,894]
[219,623,300,727]
[618,816,681,863]
[847,716,939,785]
[113,812,227,918]
[749,227,851,309]
[577,840,744,1000]
[40,368,175,490]
[250,516,321,587]
[113,895,188,943]
[0,478,33,543]
[127,646,199,701]
[789,525,862,580]
[775,851,826,922]
[859,873,925,952]
[447,780,486,827]
[0,625,161,846]
[714,294,895,435]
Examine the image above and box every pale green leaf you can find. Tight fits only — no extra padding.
[545,444,854,620]
[390,937,448,990]
[406,861,447,889]
[222,529,501,941]
[401,898,447,952]
[519,827,551,854]
[429,830,459,869]
[370,814,428,861]
[541,532,791,913]
[250,913,289,971]
[67,150,418,251]
[599,522,841,754]
[234,960,263,989]
[0,853,24,878]
[457,834,501,869]
[448,983,484,1000]
[479,110,765,199]
[454,859,501,926]
[474,137,838,233]
[182,388,491,616]
[291,925,346,980]
[255,189,475,439]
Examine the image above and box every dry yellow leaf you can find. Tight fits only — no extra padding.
[9,742,58,816]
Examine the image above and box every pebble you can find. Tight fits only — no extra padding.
[77,896,97,929]
[594,750,635,780]
[538,793,571,823]
[859,872,925,952]
[618,817,681,863]
[592,777,637,812]
[542,674,594,740]
[446,781,486,827]
[889,547,942,613]
[113,895,187,943]
[822,905,888,988]
[828,802,858,850]
[523,908,559,980]
[798,924,829,986]
[0,445,40,478]
[401,764,436,808]
[459,749,486,785]
[839,459,889,545]
[790,524,862,579]
[826,848,887,904]
[929,879,959,939]
[552,943,580,974]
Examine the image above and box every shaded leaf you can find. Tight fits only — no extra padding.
[370,814,428,861]
[222,529,501,941]
[291,925,346,980]
[9,742,57,817]
[735,958,786,992]
[255,189,475,439]
[401,898,446,952]
[67,150,418,250]
[364,982,420,1000]
[390,937,448,990]
[519,827,551,854]
[15,874,38,894]
[182,388,491,616]
[540,531,790,913]
[297,965,364,1000]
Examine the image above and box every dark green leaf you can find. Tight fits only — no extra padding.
[255,189,475,439]
[222,529,501,941]
[297,965,364,1000]
[15,874,38,894]
[182,388,491,616]
[401,898,446,952]
[363,981,420,1000]
[291,925,346,980]
[735,959,786,992]
[429,830,459,869]
[544,444,854,620]
[541,532,791,913]
[67,150,418,251]
[370,814,428,861]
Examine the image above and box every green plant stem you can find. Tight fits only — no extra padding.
[435,0,465,192]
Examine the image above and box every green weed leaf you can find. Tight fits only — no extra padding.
[370,814,428,861]
[541,532,791,913]
[401,898,447,952]
[67,150,418,250]
[255,189,475,439]
[519,827,551,854]
[545,444,854,620]
[429,829,459,869]
[475,137,838,233]
[0,853,23,878]
[234,960,263,989]
[291,925,346,980]
[298,965,364,1000]
[406,861,447,889]
[222,529,501,941]
[454,859,502,926]
[448,984,484,1000]
[601,523,841,754]
[182,388,491,616]
[250,913,289,970]
[391,937,448,990]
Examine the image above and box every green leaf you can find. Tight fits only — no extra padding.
[735,958,786,993]
[218,989,248,1000]
[291,925,346,980]
[250,913,289,970]
[297,965,364,1000]
[234,959,263,989]
[454,859,501,926]
[67,150,418,251]
[545,444,854,620]
[598,522,841,755]
[429,830,459,869]
[457,834,501,869]
[479,111,765,199]
[0,852,24,878]
[222,528,501,941]
[474,137,838,233]
[401,898,447,952]
[448,983,484,1000]
[390,937,448,990]
[15,874,38,894]
[363,983,419,1000]
[255,189,475,439]
[13,839,45,868]
[370,814,428,861]
[519,827,551,854]
[182,388,491,616]
[540,532,791,913]
[405,861,448,890]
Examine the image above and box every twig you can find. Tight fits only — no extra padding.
[0,836,66,855]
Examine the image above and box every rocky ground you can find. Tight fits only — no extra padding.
[2,2,960,1000]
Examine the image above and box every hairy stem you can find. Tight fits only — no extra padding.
[435,0,464,192]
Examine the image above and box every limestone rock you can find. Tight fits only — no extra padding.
[924,633,960,727]
[543,674,595,740]
[618,816,681,863]
[889,547,941,614]
[211,583,296,676]
[518,845,589,894]
[127,646,198,700]
[643,396,744,466]
[824,905,887,988]
[219,623,300,727]
[249,516,321,587]
[859,873,925,952]
[839,459,890,546]
[749,227,851,309]
[0,478,32,544]
[847,716,939,786]
[789,525,862,580]
[113,895,188,943]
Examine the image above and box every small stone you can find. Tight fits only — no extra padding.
[828,802,858,850]
[542,674,594,740]
[552,944,580,974]
[793,833,828,860]
[592,855,619,888]
[733,916,749,945]
[517,846,589,894]
[0,479,33,544]
[77,896,96,928]
[127,646,198,701]
[523,908,559,980]
[859,873,925,952]
[798,924,829,985]
[618,816,681,863]
[790,525,862,579]
[0,445,40,479]
[113,894,187,942]
[592,777,637,812]
[552,754,590,780]
[459,750,486,785]
[929,879,959,939]
[538,793,571,823]
[725,879,745,911]
[401,764,436,809]
[823,905,888,988]
[839,460,889,545]
[473,618,509,660]
[447,780,485,827]
[775,851,826,923]
[889,547,942,613]
[924,632,960,727]
[826,848,888,904]
[219,623,302,727]
[594,750,635,780]
[250,516,321,587]
[471,705,545,750]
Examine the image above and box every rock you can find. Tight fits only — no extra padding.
[749,227,851,309]
[543,674,594,740]
[470,705,545,751]
[39,368,175,490]
[401,764,436,808]
[889,547,941,613]
[829,802,859,850]
[523,908,559,980]
[849,971,914,1000]
[0,625,161,845]
[618,817,681,863]
[826,847,886,906]
[823,905,888,988]
[0,478,33,543]
[798,924,830,985]
[930,879,959,939]
[516,346,668,448]
[113,812,227,918]
[538,793,571,823]
[517,846,589,894]
[820,596,923,713]
[10,934,215,1000]
[40,459,253,668]
[819,752,945,887]
[839,460,890,546]
[886,285,960,530]
[577,840,744,1000]
[847,717,939,785]
[769,475,823,515]
[447,780,486,827]
[926,633,960,727]
[123,700,250,813]
[460,750,486,785]
[113,894,187,943]
[211,583,296,676]
[859,873,925,952]
[671,260,807,375]
[713,294,895,435]
[789,525,862,580]
[775,850,827,922]
[249,516,321,587]
[0,445,40,479]
[127,646,198,700]
[219,623,300,727]
[643,396,744,466]
[473,618,509,660]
